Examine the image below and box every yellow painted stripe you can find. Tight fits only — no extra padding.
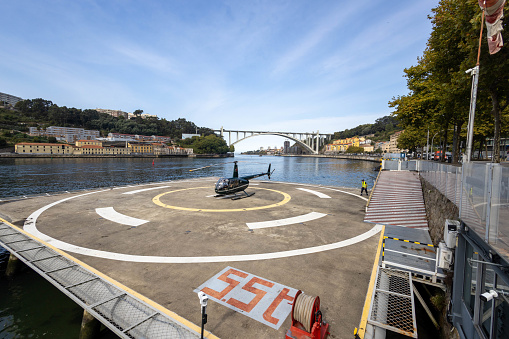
[0,217,219,339]
[356,224,385,338]
[153,186,291,212]
[383,236,434,248]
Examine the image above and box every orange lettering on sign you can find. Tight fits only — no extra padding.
[263,288,294,324]
[201,268,248,300]
[227,277,274,313]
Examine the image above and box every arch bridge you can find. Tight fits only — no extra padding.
[214,127,333,154]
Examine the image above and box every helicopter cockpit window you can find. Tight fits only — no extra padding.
[216,179,229,190]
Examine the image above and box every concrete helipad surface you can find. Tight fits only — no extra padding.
[0,178,382,339]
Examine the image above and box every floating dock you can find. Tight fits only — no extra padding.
[0,178,381,338]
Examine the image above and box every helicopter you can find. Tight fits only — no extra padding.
[190,161,274,200]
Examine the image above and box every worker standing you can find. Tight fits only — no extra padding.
[361,179,369,196]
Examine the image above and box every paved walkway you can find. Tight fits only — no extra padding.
[364,171,428,230]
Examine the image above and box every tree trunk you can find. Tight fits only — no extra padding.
[441,128,449,162]
[489,88,501,163]
[452,123,463,164]
[478,138,483,160]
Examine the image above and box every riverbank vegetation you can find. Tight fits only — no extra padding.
[389,0,509,163]
[0,99,216,147]
[332,115,401,143]
[180,134,233,154]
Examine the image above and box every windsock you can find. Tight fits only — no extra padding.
[479,0,506,54]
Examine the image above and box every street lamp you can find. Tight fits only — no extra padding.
[430,131,440,160]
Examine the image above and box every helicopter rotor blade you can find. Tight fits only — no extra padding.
[188,161,237,172]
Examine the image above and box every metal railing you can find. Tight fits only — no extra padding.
[0,220,204,339]
[384,160,509,261]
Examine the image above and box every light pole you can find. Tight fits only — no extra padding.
[430,131,440,160]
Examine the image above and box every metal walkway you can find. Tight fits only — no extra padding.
[0,219,205,339]
[365,171,428,229]
[368,267,417,338]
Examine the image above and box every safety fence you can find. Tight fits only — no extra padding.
[0,220,202,339]
[384,160,509,260]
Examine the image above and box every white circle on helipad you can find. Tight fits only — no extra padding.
[23,184,381,263]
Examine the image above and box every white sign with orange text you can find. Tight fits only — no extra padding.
[194,266,297,329]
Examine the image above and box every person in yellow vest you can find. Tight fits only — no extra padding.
[361,179,369,196]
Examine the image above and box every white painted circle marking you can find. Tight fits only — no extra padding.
[96,207,148,227]
[23,183,381,263]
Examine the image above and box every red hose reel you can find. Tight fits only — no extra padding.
[285,290,329,339]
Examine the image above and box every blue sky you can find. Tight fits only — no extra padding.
[0,0,438,151]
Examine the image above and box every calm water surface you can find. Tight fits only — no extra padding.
[0,155,377,338]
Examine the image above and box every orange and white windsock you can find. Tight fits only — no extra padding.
[479,0,506,54]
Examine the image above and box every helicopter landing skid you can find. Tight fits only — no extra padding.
[231,191,255,200]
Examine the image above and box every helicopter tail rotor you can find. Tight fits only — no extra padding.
[267,164,275,179]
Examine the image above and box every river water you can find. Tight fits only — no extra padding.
[0,155,377,338]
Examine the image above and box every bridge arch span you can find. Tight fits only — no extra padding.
[230,132,315,154]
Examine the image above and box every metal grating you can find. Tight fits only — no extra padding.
[368,267,417,337]
[0,221,203,339]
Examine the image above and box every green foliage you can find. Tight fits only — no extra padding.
[345,146,364,153]
[192,134,231,154]
[9,99,214,140]
[333,115,401,141]
[389,0,509,162]
[396,128,426,153]
[0,137,7,147]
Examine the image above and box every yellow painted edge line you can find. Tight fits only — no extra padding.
[0,217,219,339]
[153,186,291,212]
[356,224,385,338]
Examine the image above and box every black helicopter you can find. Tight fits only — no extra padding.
[190,161,274,199]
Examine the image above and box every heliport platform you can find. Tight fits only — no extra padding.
[0,178,382,339]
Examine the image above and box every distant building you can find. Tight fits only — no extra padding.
[107,133,171,143]
[182,134,200,139]
[128,142,154,155]
[387,130,406,153]
[284,141,290,154]
[360,144,374,152]
[325,136,365,153]
[140,113,157,119]
[0,92,23,106]
[15,142,73,155]
[95,109,129,119]
[75,140,102,147]
[29,126,100,142]
[127,112,158,119]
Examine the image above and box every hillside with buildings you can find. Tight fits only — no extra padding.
[0,92,232,155]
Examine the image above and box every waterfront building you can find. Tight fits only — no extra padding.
[325,136,364,152]
[103,145,129,155]
[15,142,73,155]
[29,126,100,142]
[72,144,105,155]
[107,133,171,143]
[167,146,193,155]
[0,92,23,106]
[128,142,154,155]
[75,140,102,147]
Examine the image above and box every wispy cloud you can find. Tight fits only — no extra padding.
[271,0,369,77]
